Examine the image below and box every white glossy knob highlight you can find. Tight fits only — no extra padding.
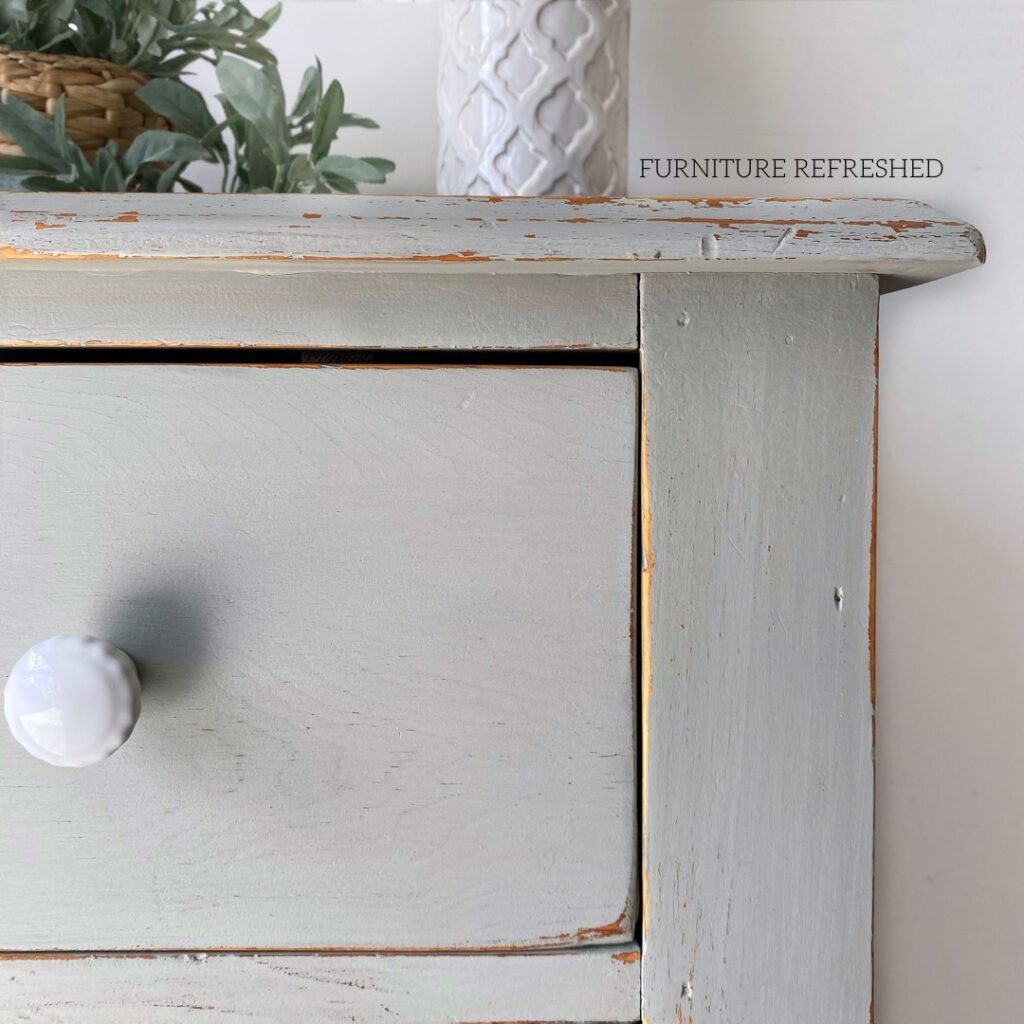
[4,635,141,767]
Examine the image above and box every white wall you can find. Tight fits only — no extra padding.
[207,3,1023,1021]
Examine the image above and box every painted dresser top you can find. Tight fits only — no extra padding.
[0,194,983,290]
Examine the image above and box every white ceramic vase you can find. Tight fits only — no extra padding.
[438,0,629,196]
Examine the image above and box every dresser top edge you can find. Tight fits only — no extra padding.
[0,193,984,289]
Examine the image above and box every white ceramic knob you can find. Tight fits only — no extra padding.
[3,635,141,767]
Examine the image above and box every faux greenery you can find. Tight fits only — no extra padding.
[0,95,209,190]
[0,0,280,76]
[0,0,394,192]
[209,56,392,193]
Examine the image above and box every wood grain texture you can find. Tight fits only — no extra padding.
[639,274,876,1024]
[0,365,637,951]
[0,268,638,349]
[0,946,641,1023]
[0,194,983,289]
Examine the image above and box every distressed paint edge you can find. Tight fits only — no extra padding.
[0,251,983,288]
[868,304,881,1024]
[0,194,985,288]
[0,944,642,1023]
[0,943,641,962]
[638,278,655,1024]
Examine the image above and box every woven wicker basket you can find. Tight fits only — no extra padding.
[0,46,170,160]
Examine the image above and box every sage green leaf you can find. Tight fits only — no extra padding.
[0,153,48,171]
[0,0,32,33]
[339,113,379,130]
[39,0,75,41]
[310,79,344,163]
[202,112,237,148]
[0,95,64,169]
[122,130,209,175]
[239,120,277,191]
[21,175,79,191]
[287,153,317,187]
[61,131,94,182]
[92,143,116,182]
[261,61,285,104]
[316,154,387,184]
[261,2,282,29]
[215,54,287,163]
[319,170,358,194]
[291,61,322,122]
[133,12,161,62]
[361,156,395,176]
[101,155,127,192]
[136,78,216,139]
[52,95,69,159]
[156,160,185,192]
[151,52,199,77]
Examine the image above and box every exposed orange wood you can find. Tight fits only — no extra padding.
[96,212,139,224]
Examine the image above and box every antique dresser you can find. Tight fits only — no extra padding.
[0,194,984,1023]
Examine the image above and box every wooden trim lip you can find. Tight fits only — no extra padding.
[0,946,642,1023]
[0,943,641,959]
[0,269,639,350]
[0,194,984,289]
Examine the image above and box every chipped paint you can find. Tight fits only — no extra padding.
[640,383,654,939]
[2,940,622,956]
[0,197,984,289]
[575,910,632,943]
[613,949,641,964]
[688,197,754,208]
[562,195,617,206]
[0,951,159,960]
[536,909,633,948]
[869,316,880,1024]
[96,212,140,224]
[869,321,880,715]
[963,226,988,264]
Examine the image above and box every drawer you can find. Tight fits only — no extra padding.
[0,363,637,952]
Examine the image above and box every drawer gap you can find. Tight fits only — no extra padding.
[0,346,638,368]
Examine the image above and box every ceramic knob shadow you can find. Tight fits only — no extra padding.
[3,635,141,767]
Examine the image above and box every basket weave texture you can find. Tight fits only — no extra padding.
[0,46,170,159]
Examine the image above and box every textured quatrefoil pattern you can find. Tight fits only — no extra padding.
[438,0,629,196]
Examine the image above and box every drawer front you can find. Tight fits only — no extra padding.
[0,364,636,951]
